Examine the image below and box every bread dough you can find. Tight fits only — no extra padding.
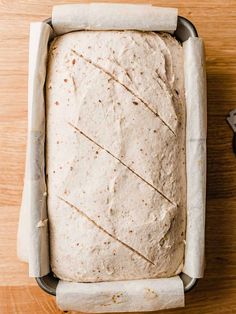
[46,31,186,282]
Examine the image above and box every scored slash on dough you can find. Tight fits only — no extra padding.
[70,49,176,136]
[58,196,155,266]
[68,122,175,206]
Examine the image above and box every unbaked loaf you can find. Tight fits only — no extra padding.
[46,31,186,282]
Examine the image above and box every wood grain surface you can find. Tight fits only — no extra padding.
[0,0,236,313]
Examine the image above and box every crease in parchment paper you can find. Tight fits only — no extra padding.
[17,4,206,312]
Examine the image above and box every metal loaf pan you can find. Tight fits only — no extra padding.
[36,15,199,297]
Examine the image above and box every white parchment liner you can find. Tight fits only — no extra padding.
[183,37,207,278]
[52,3,177,35]
[17,3,206,312]
[56,277,184,312]
[17,22,52,277]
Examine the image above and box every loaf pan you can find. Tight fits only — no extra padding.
[36,15,199,297]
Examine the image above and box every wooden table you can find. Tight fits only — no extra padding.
[1,0,236,313]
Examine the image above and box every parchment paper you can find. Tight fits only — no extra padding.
[17,22,52,277]
[56,277,184,313]
[52,3,178,35]
[182,37,207,278]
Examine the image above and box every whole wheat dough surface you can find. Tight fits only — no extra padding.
[46,31,186,282]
